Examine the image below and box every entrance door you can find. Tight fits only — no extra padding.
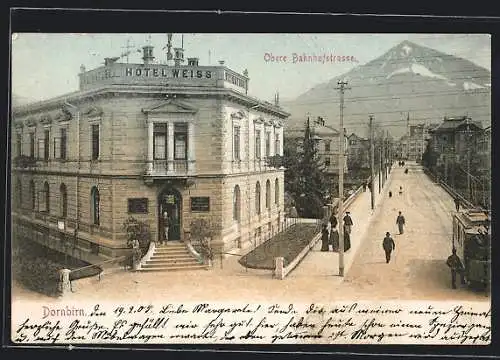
[159,188,182,241]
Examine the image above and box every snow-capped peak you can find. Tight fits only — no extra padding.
[463,81,485,90]
[402,44,412,56]
[386,63,448,81]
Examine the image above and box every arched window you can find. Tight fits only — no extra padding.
[43,182,49,213]
[275,178,279,205]
[255,181,261,215]
[233,185,241,221]
[15,178,22,209]
[60,183,67,218]
[91,186,100,225]
[30,180,35,210]
[266,180,271,209]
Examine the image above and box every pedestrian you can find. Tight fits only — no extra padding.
[404,168,408,174]
[162,210,171,245]
[368,181,372,192]
[343,211,353,235]
[330,213,338,229]
[382,232,396,263]
[446,248,466,289]
[454,197,461,212]
[344,230,351,252]
[330,224,339,251]
[320,224,330,251]
[399,186,403,196]
[363,182,367,192]
[389,190,392,198]
[396,211,406,234]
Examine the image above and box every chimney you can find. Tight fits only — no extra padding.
[142,45,155,65]
[187,57,199,66]
[219,60,225,66]
[80,64,86,73]
[174,48,184,66]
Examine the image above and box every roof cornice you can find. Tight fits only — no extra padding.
[13,85,290,119]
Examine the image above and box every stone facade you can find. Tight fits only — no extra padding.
[12,56,289,262]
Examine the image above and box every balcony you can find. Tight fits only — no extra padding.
[144,159,196,179]
[12,155,38,169]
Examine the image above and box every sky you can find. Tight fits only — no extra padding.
[11,33,491,104]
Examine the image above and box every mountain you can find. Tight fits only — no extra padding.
[281,40,491,139]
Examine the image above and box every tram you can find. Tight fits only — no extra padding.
[451,209,491,289]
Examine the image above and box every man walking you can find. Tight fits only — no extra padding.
[446,248,466,289]
[343,211,354,235]
[396,211,405,235]
[454,197,461,212]
[382,232,396,263]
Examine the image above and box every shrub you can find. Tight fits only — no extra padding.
[122,216,152,257]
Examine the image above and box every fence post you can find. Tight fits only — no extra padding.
[274,257,284,280]
[58,268,72,297]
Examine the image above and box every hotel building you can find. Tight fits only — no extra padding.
[11,42,289,264]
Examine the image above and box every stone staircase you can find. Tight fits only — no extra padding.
[139,241,208,272]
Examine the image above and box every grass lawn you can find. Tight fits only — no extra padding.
[238,223,319,270]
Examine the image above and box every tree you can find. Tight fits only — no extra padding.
[283,118,330,219]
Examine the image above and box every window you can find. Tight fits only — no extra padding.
[91,186,100,225]
[174,123,188,160]
[233,185,241,221]
[39,182,49,213]
[153,123,167,159]
[15,178,22,209]
[233,126,240,160]
[325,141,331,152]
[325,157,331,167]
[266,180,271,209]
[16,133,22,157]
[91,124,100,160]
[255,182,261,215]
[37,138,44,160]
[275,135,280,156]
[275,178,279,205]
[60,183,67,218]
[30,180,36,210]
[29,133,35,158]
[255,130,261,159]
[265,132,271,157]
[60,128,67,160]
[44,130,50,160]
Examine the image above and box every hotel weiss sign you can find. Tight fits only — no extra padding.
[125,67,213,79]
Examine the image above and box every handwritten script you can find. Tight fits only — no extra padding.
[11,301,490,344]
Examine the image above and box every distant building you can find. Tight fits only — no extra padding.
[428,116,483,167]
[347,133,369,169]
[285,121,348,177]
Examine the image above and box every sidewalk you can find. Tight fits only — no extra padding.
[287,168,395,281]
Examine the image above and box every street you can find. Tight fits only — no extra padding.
[345,162,487,300]
[11,164,489,304]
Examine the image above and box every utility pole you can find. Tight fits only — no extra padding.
[406,112,410,160]
[336,79,350,277]
[378,144,382,194]
[369,115,375,210]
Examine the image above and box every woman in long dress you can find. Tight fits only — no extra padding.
[321,224,330,251]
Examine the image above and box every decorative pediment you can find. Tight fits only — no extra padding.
[264,118,273,127]
[40,114,52,125]
[26,117,37,127]
[230,110,246,120]
[253,116,265,125]
[83,106,104,118]
[54,107,73,122]
[142,99,198,115]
